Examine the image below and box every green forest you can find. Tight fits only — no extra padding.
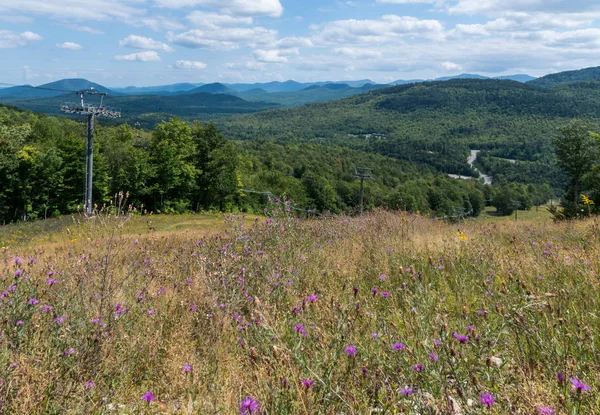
[0,104,492,224]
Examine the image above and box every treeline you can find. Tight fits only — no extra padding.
[0,105,494,223]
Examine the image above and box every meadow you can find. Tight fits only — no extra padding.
[1,202,598,414]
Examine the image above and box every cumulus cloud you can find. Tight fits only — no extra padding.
[225,61,266,71]
[119,35,174,52]
[253,49,298,63]
[334,47,383,59]
[0,0,145,22]
[56,42,82,50]
[115,51,161,62]
[153,0,283,17]
[175,60,207,69]
[187,11,253,28]
[441,61,462,71]
[167,27,278,50]
[0,30,42,48]
[311,15,445,45]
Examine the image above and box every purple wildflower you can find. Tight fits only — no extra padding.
[480,392,495,409]
[239,396,260,414]
[85,381,95,390]
[371,287,378,295]
[182,364,193,373]
[429,352,439,362]
[306,294,318,303]
[14,257,22,265]
[412,364,424,372]
[344,345,357,356]
[570,377,591,392]
[379,274,387,281]
[55,316,65,324]
[28,298,39,305]
[294,324,307,336]
[40,305,53,312]
[46,278,58,285]
[301,378,314,388]
[538,406,556,415]
[557,372,565,384]
[16,320,24,326]
[452,332,469,344]
[392,342,405,351]
[381,292,390,298]
[190,304,197,312]
[399,387,414,396]
[14,269,22,276]
[142,391,155,402]
[148,309,155,316]
[372,332,380,338]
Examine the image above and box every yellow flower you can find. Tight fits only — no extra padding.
[581,194,595,205]
[458,231,468,241]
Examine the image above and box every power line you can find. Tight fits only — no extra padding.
[352,166,375,216]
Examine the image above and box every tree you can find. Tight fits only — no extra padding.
[554,120,598,203]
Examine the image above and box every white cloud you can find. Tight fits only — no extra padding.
[334,47,383,59]
[0,0,145,22]
[225,61,266,71]
[175,60,207,69]
[115,51,161,62]
[119,35,174,52]
[23,65,39,80]
[441,61,462,70]
[167,27,278,50]
[254,49,293,63]
[56,42,82,50]
[153,0,283,17]
[64,24,104,35]
[140,17,185,31]
[311,15,445,45]
[377,0,436,3]
[187,11,253,28]
[270,37,313,49]
[449,0,600,15]
[0,30,42,48]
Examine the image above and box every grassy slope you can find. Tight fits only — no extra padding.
[1,208,598,413]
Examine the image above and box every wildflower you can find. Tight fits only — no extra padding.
[142,391,155,402]
[412,364,424,372]
[433,339,442,346]
[55,316,65,324]
[570,377,591,392]
[294,324,307,336]
[399,387,414,396]
[182,364,193,373]
[452,332,469,344]
[14,257,22,265]
[458,231,468,241]
[28,298,39,305]
[392,342,405,351]
[429,352,439,362]
[148,309,155,316]
[381,291,390,298]
[40,305,53,312]
[557,372,565,385]
[344,345,357,356]
[63,348,75,357]
[85,381,95,390]
[379,274,387,281]
[190,304,197,312]
[46,278,58,285]
[301,379,314,388]
[306,294,318,303]
[480,392,495,409]
[16,320,24,326]
[538,406,556,415]
[581,194,594,205]
[239,396,260,414]
[372,332,380,339]
[14,269,22,276]
[371,287,378,295]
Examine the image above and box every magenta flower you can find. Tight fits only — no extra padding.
[379,274,387,281]
[16,320,24,326]
[28,298,39,305]
[301,378,314,388]
[570,377,591,392]
[399,387,414,396]
[538,406,556,415]
[190,304,197,312]
[46,278,58,285]
[557,372,565,384]
[412,364,424,372]
[480,392,495,409]
[14,269,22,276]
[239,396,260,414]
[392,342,405,351]
[40,305,53,312]
[148,309,155,316]
[429,352,439,362]
[85,381,95,390]
[182,364,193,373]
[452,332,469,344]
[306,294,318,303]
[344,345,357,356]
[294,324,307,336]
[142,391,155,402]
[55,316,65,324]
[371,287,378,295]
[381,292,390,298]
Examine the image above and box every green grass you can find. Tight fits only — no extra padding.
[1,206,599,414]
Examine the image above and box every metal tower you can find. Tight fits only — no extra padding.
[61,89,121,216]
[352,166,375,215]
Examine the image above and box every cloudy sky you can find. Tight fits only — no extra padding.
[1,0,600,87]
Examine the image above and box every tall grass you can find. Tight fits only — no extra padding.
[1,201,598,414]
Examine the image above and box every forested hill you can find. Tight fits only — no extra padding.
[529,66,600,87]
[217,79,600,190]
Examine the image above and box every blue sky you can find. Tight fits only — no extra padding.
[1,0,600,87]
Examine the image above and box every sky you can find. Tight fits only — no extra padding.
[1,0,600,87]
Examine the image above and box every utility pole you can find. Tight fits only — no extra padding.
[61,89,121,216]
[352,166,375,215]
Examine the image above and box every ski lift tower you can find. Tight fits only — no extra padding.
[61,89,121,216]
[352,166,375,215]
